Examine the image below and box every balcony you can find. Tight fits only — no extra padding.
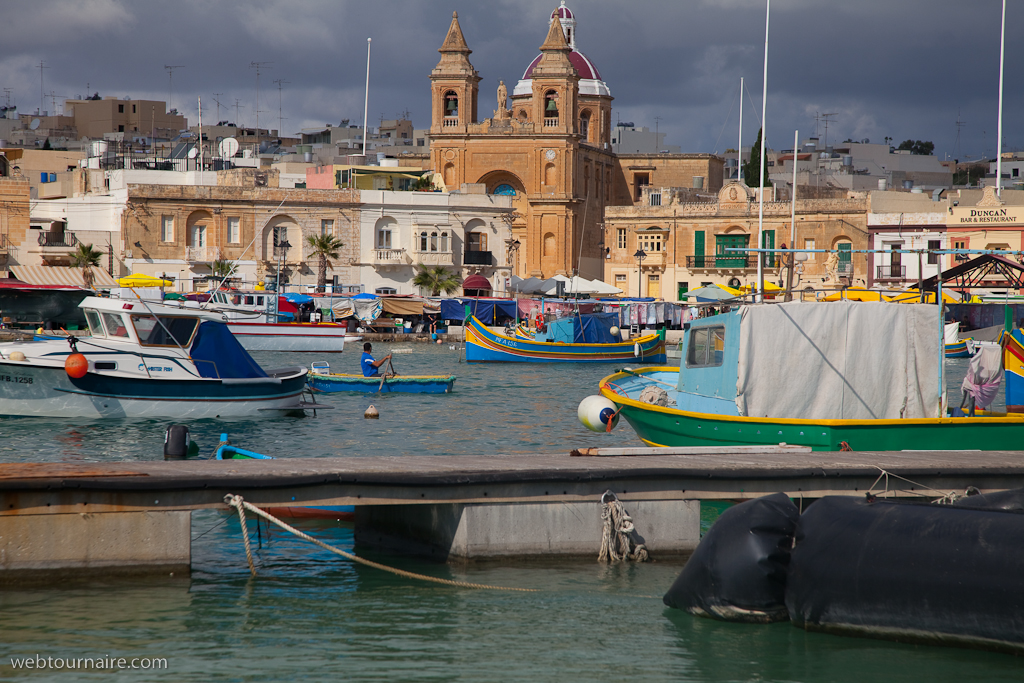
[414,250,454,266]
[464,250,493,266]
[638,251,667,268]
[38,231,79,248]
[442,117,459,128]
[185,246,221,263]
[876,265,906,280]
[543,117,559,128]
[686,255,780,270]
[374,248,408,266]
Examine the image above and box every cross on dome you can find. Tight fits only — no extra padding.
[551,1,576,48]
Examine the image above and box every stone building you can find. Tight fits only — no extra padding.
[604,181,869,300]
[426,4,722,282]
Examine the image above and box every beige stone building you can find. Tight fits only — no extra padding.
[604,181,869,300]
[426,5,722,281]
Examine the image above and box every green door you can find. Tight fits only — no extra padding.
[715,234,748,268]
[838,242,852,276]
[693,231,705,268]
[677,282,688,300]
[761,230,775,267]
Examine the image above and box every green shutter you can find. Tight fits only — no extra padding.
[694,231,705,268]
[715,234,747,268]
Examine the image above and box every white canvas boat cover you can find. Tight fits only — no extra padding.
[735,301,940,420]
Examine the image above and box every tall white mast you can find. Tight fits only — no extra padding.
[738,77,744,184]
[996,0,1006,196]
[362,38,372,157]
[756,0,770,299]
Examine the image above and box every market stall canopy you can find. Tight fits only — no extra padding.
[462,274,492,293]
[0,278,82,291]
[10,265,117,289]
[381,297,441,317]
[440,297,518,324]
[117,274,173,288]
[587,278,624,295]
[681,284,742,302]
[821,288,891,302]
[509,276,546,294]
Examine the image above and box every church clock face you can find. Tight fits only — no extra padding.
[545,149,556,161]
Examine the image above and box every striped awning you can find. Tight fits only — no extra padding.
[9,265,118,289]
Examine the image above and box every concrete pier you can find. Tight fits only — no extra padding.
[3,449,1024,574]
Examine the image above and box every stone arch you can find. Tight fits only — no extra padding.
[374,216,398,250]
[262,214,301,262]
[517,108,529,123]
[443,90,459,121]
[544,162,556,186]
[831,234,853,248]
[185,210,214,247]
[544,90,559,121]
[463,217,491,260]
[723,225,748,235]
[579,108,592,142]
[543,232,556,257]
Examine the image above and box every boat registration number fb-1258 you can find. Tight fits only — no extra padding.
[0,375,33,384]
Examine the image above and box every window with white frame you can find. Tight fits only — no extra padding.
[439,231,449,252]
[617,228,627,249]
[321,219,334,236]
[161,215,174,242]
[804,238,815,261]
[639,232,663,252]
[430,231,439,252]
[419,231,428,252]
[377,226,392,249]
[375,287,397,295]
[614,273,627,284]
[227,217,240,244]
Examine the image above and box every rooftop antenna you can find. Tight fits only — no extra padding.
[954,109,966,162]
[820,112,838,149]
[38,61,49,115]
[212,93,223,124]
[250,61,272,143]
[234,99,244,128]
[164,65,184,112]
[3,88,13,108]
[272,78,289,137]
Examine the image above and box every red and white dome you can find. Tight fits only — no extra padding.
[513,2,611,98]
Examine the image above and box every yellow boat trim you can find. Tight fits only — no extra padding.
[599,368,1024,426]
[471,316,662,348]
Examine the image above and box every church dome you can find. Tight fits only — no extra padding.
[512,2,611,98]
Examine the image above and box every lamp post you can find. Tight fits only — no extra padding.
[634,247,647,298]
[266,238,290,322]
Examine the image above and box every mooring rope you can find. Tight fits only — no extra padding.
[223,494,537,592]
[867,467,967,504]
[598,490,649,563]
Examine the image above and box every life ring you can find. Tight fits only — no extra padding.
[530,308,544,331]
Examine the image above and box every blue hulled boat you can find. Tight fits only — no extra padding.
[307,362,456,394]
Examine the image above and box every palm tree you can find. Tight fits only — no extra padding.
[412,265,462,296]
[69,243,104,289]
[305,234,345,292]
[211,259,238,279]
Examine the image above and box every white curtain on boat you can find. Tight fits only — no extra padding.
[735,301,940,420]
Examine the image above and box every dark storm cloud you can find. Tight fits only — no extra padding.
[1,0,1017,160]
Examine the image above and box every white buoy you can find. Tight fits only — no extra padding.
[364,405,379,419]
[8,351,26,361]
[610,325,620,338]
[578,395,620,432]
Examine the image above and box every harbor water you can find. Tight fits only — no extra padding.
[0,344,1018,681]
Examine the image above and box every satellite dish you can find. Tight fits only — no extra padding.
[219,137,239,160]
[29,118,40,130]
[187,146,198,159]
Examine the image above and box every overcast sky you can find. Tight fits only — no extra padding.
[2,0,1019,161]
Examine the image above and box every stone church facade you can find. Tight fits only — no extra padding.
[428,4,722,282]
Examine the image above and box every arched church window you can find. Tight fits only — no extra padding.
[580,110,591,141]
[493,184,516,196]
[444,91,459,124]
[544,91,558,126]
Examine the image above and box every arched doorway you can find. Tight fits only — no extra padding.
[263,215,300,264]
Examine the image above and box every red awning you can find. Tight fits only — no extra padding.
[462,275,492,291]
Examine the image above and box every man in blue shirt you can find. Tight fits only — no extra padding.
[361,342,392,377]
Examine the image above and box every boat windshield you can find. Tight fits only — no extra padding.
[84,309,104,338]
[686,326,725,367]
[101,312,131,339]
[131,315,200,347]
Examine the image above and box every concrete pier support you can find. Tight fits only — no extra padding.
[355,500,700,561]
[0,511,191,582]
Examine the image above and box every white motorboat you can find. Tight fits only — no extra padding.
[202,291,348,352]
[0,297,311,418]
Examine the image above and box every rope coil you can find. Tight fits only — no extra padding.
[223,494,536,592]
[598,490,649,563]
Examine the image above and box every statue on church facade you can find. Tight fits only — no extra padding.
[493,80,511,121]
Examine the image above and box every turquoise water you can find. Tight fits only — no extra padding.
[0,345,1019,681]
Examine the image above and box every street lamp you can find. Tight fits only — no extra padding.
[266,238,291,322]
[634,247,647,297]
[505,237,521,269]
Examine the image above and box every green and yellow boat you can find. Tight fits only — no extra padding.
[591,301,1024,452]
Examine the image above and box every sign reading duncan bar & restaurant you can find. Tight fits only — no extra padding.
[949,206,1024,226]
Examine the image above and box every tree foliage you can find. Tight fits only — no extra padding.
[69,243,104,289]
[305,233,345,292]
[412,265,462,296]
[211,259,238,278]
[742,128,772,188]
[897,139,935,156]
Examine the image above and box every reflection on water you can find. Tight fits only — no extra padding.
[0,345,1017,681]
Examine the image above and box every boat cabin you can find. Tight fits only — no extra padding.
[677,312,741,415]
[80,297,221,349]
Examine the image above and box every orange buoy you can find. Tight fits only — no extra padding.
[65,353,88,378]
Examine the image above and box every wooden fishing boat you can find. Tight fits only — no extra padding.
[945,339,973,358]
[1004,329,1024,412]
[307,362,455,394]
[590,302,1024,452]
[466,314,666,363]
